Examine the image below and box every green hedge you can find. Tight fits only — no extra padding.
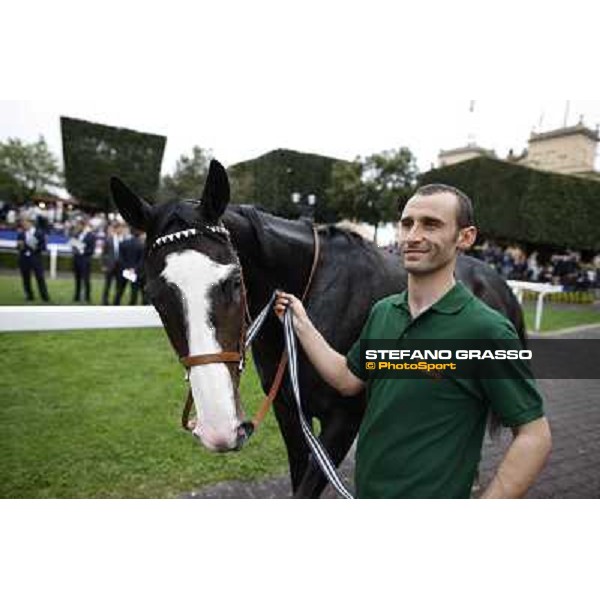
[229,149,348,222]
[61,117,166,213]
[418,157,600,251]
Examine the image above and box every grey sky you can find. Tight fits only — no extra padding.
[2,2,598,176]
[3,98,598,176]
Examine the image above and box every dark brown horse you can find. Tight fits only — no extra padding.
[111,160,525,497]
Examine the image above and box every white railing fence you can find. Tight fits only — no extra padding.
[507,280,563,332]
[0,282,562,333]
[0,306,161,332]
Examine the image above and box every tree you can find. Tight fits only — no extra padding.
[0,136,62,202]
[328,147,418,241]
[159,146,212,202]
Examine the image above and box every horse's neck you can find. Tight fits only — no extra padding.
[224,207,315,316]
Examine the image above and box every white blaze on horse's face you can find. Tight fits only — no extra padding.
[161,249,239,451]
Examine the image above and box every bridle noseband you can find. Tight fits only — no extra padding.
[150,220,320,447]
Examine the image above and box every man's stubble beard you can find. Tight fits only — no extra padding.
[402,241,459,276]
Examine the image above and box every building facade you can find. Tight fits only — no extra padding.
[438,144,495,167]
[438,121,599,179]
[519,123,599,176]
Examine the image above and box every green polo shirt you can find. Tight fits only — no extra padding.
[346,282,544,499]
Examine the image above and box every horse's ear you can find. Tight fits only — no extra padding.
[200,159,230,222]
[110,177,152,231]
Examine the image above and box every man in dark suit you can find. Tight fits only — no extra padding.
[16,217,51,302]
[101,220,125,305]
[70,217,96,303]
[115,229,146,305]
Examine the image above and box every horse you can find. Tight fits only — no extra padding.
[110,159,525,498]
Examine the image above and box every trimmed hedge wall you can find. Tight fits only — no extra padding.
[229,149,348,222]
[61,117,166,213]
[418,157,600,251]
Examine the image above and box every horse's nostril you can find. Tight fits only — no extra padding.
[235,421,255,449]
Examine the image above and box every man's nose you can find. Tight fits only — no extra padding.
[405,224,424,242]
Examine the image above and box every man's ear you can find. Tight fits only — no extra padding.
[457,226,477,252]
[110,177,152,231]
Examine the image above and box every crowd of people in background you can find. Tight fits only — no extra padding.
[472,241,600,291]
[1,200,147,305]
[4,199,600,301]
[381,238,600,293]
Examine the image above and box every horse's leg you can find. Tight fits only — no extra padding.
[293,402,364,499]
[272,390,311,496]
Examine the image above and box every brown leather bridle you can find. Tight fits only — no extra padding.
[178,224,321,440]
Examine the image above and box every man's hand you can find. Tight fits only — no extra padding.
[274,291,309,331]
[273,290,364,397]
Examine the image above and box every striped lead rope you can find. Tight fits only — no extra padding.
[246,292,354,499]
[243,292,277,350]
[282,305,354,499]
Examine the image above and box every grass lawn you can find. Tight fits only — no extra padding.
[0,272,289,498]
[523,304,600,332]
[0,328,288,498]
[0,270,117,305]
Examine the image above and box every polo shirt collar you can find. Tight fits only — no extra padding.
[392,281,472,315]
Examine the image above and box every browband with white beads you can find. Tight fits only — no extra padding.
[151,224,229,250]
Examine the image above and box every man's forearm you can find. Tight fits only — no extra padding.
[295,317,359,396]
[481,417,551,499]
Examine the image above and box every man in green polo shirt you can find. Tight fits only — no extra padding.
[275,183,552,498]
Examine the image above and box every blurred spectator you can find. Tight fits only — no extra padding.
[16,217,51,302]
[527,251,541,281]
[476,240,598,291]
[6,207,17,225]
[69,217,96,303]
[115,229,146,305]
[89,212,106,232]
[101,220,126,305]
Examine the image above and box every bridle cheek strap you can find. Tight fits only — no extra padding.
[180,353,242,431]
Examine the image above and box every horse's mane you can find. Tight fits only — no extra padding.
[228,204,375,252]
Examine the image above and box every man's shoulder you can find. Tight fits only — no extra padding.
[372,293,404,312]
[461,293,518,339]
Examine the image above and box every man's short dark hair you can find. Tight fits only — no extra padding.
[401,183,475,229]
